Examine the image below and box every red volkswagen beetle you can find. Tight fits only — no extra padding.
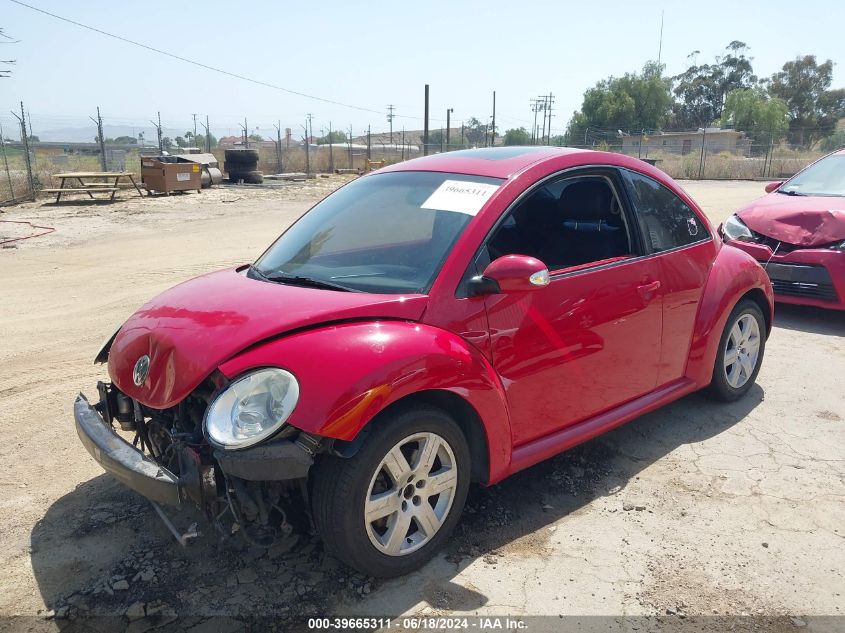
[76,147,773,577]
[721,149,845,310]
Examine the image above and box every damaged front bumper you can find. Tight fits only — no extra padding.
[74,394,182,505]
[74,393,317,510]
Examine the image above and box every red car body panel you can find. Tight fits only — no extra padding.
[108,147,773,484]
[217,321,514,483]
[684,244,774,386]
[108,269,428,408]
[739,197,845,247]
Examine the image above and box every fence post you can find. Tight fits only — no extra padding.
[15,102,35,198]
[0,122,15,204]
[697,128,707,180]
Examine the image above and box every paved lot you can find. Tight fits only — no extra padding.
[0,178,843,630]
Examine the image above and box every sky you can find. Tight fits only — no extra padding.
[2,0,844,141]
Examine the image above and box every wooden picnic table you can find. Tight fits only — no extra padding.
[44,171,145,203]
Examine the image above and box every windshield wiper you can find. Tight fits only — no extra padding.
[777,189,806,196]
[250,266,353,292]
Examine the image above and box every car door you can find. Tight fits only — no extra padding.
[619,168,716,385]
[479,169,663,446]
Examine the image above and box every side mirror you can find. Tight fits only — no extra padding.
[764,181,783,194]
[469,255,550,296]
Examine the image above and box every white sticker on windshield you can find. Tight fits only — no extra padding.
[421,180,499,215]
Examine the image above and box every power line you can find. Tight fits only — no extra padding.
[9,0,429,121]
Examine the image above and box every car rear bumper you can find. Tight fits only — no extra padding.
[74,393,182,505]
[724,241,845,310]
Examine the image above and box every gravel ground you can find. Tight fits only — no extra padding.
[0,177,843,632]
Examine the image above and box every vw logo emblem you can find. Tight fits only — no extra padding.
[133,355,150,386]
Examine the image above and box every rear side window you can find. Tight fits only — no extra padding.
[622,169,708,253]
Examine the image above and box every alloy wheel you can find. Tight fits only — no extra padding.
[364,432,458,556]
[723,313,761,389]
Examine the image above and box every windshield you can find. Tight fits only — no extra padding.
[253,171,503,294]
[780,153,845,197]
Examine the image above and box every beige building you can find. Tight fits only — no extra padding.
[622,128,751,156]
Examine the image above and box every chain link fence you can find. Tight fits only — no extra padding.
[4,100,842,206]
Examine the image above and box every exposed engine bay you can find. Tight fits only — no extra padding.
[93,377,319,547]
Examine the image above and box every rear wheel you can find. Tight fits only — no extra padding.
[708,299,765,401]
[311,405,469,577]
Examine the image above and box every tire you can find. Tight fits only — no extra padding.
[707,298,766,402]
[240,170,263,184]
[224,149,259,165]
[224,161,258,173]
[311,405,470,578]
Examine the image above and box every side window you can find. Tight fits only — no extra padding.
[622,169,707,252]
[484,175,633,272]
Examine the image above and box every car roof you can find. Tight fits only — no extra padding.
[378,146,590,179]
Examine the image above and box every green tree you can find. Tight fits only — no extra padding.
[720,87,788,153]
[767,55,845,147]
[248,133,264,142]
[463,117,488,145]
[567,61,672,143]
[175,136,186,147]
[27,134,39,143]
[161,136,173,151]
[184,130,216,149]
[820,128,845,152]
[113,135,137,144]
[503,127,532,145]
[316,130,347,144]
[671,41,757,129]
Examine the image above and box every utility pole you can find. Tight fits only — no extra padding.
[306,113,313,144]
[657,10,664,66]
[386,105,395,144]
[90,106,107,170]
[491,91,496,147]
[530,98,539,144]
[423,84,430,156]
[241,117,249,148]
[200,115,211,153]
[446,108,453,150]
[273,120,283,173]
[150,111,163,152]
[348,125,353,170]
[303,121,310,175]
[545,93,554,144]
[328,121,334,172]
[191,113,198,141]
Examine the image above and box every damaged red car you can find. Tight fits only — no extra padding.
[76,147,773,578]
[721,149,845,309]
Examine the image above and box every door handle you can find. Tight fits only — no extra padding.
[637,280,661,300]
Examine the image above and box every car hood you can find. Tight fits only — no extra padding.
[737,193,845,246]
[108,268,428,409]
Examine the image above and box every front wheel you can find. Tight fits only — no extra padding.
[708,298,766,401]
[311,405,470,577]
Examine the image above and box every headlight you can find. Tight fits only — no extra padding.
[205,368,299,450]
[722,215,755,242]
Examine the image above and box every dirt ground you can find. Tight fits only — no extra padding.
[1,177,843,631]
